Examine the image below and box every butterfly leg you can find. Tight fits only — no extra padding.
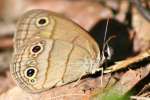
[92,67,104,86]
[72,67,104,88]
[71,72,87,88]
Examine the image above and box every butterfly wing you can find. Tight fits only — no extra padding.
[11,37,98,93]
[14,9,100,59]
[11,9,100,93]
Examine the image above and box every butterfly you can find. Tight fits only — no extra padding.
[10,9,112,93]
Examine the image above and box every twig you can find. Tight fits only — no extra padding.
[131,96,150,100]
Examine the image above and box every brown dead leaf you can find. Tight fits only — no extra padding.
[132,7,150,53]
[0,74,112,100]
[105,49,150,73]
[91,64,150,100]
[0,70,15,94]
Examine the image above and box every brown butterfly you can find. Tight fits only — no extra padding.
[11,9,111,93]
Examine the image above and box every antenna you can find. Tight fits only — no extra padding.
[102,18,109,54]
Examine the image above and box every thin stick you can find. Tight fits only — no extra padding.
[131,96,150,100]
[48,93,86,100]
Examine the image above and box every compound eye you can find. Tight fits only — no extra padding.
[24,67,37,79]
[103,45,113,60]
[36,17,49,27]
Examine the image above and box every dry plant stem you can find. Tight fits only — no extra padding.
[131,96,150,100]
[0,37,13,49]
[104,49,150,73]
[137,83,150,96]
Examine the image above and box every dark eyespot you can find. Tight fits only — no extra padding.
[32,45,41,53]
[24,67,37,80]
[26,68,35,77]
[36,17,49,27]
[38,18,46,25]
